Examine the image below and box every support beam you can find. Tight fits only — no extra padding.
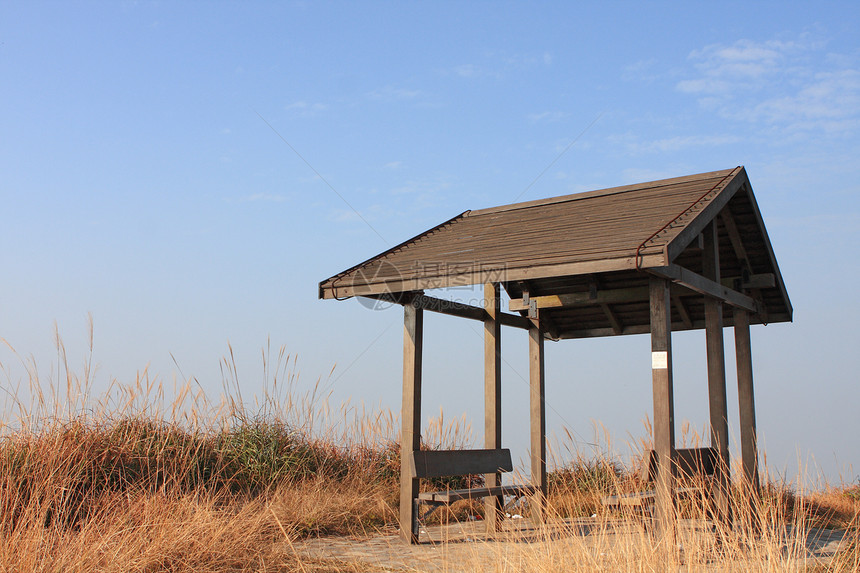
[649,264,760,313]
[734,308,760,501]
[400,303,423,544]
[720,207,754,277]
[510,287,649,311]
[321,253,668,299]
[601,303,624,335]
[483,283,503,531]
[529,310,547,522]
[650,276,676,538]
[673,294,694,329]
[508,278,769,313]
[366,293,531,330]
[721,274,776,290]
[519,283,561,339]
[703,222,732,527]
[740,181,793,320]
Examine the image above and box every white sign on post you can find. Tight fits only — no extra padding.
[651,351,668,370]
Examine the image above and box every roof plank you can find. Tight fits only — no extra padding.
[319,167,792,334]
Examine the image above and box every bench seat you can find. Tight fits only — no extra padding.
[601,447,718,514]
[408,448,535,539]
[601,486,698,508]
[419,484,537,504]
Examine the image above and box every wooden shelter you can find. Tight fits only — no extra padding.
[319,166,791,542]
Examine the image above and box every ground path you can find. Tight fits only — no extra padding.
[293,518,851,572]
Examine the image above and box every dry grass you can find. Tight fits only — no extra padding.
[0,331,858,572]
[0,333,402,571]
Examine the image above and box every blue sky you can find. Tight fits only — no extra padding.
[2,2,858,482]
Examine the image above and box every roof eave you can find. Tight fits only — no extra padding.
[319,253,669,300]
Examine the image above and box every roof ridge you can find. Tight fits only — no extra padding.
[634,166,741,269]
[467,168,739,218]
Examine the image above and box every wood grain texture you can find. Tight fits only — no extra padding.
[734,308,760,501]
[399,304,423,544]
[650,277,676,538]
[704,222,732,527]
[410,449,513,479]
[483,283,503,531]
[529,313,547,522]
[319,167,792,340]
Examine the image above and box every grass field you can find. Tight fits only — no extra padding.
[1,340,858,571]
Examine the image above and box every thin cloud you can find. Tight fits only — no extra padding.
[622,58,660,82]
[734,69,860,130]
[676,35,860,134]
[390,177,452,197]
[366,86,422,101]
[239,193,289,203]
[329,203,400,224]
[446,63,502,79]
[454,64,478,78]
[767,212,860,237]
[284,100,328,116]
[606,132,741,154]
[447,51,549,80]
[528,111,570,123]
[621,167,691,184]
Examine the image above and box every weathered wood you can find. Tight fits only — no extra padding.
[519,283,561,339]
[734,308,760,500]
[664,167,744,262]
[673,294,694,329]
[411,449,513,479]
[720,207,754,277]
[472,168,738,216]
[419,484,537,504]
[739,183,793,320]
[556,320,707,340]
[322,167,790,330]
[412,448,535,537]
[605,447,718,510]
[400,303,423,544]
[601,303,624,335]
[483,283,503,531]
[509,286,649,311]
[649,264,759,312]
[364,293,531,330]
[721,274,776,290]
[508,278,770,313]
[327,254,668,299]
[642,447,718,482]
[529,311,547,521]
[650,277,676,537]
[703,222,732,527]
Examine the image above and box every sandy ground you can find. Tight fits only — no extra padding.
[293,518,851,572]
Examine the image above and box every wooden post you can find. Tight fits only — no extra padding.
[734,308,760,501]
[703,222,732,526]
[400,301,423,544]
[649,276,676,537]
[528,307,547,521]
[484,283,503,531]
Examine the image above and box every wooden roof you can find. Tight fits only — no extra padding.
[320,167,792,338]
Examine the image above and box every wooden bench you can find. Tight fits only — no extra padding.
[409,448,536,538]
[601,447,718,514]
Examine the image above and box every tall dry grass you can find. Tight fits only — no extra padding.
[0,331,412,571]
[0,328,857,571]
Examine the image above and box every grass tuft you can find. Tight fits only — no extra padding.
[0,336,858,571]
